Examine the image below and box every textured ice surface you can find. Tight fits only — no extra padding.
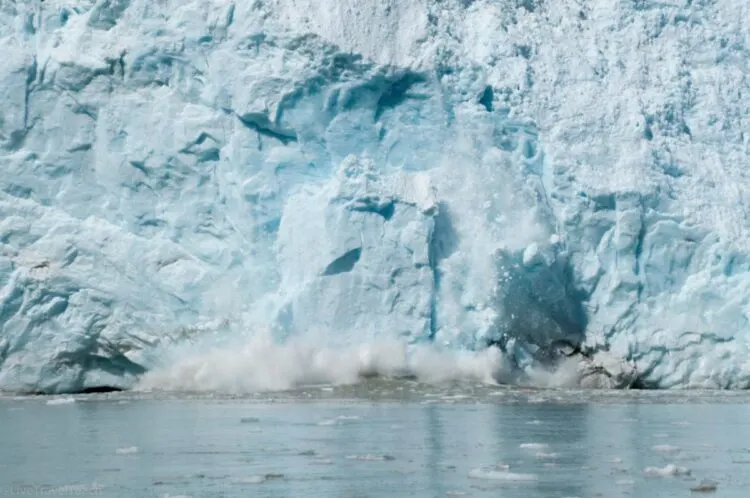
[276,155,439,344]
[1,0,750,392]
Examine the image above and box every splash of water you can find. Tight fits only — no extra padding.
[135,328,590,394]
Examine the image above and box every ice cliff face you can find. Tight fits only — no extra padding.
[1,0,750,393]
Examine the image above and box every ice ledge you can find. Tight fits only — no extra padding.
[0,194,216,394]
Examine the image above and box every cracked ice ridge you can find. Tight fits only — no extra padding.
[1,0,750,393]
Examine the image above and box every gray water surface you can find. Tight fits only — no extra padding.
[1,384,747,497]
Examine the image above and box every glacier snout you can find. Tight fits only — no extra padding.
[2,0,750,392]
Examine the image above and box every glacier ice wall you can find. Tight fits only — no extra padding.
[1,0,750,392]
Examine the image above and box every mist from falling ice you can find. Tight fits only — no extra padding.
[134,329,587,394]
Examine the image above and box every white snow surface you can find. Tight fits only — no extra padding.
[2,0,750,392]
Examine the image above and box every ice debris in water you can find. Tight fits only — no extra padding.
[520,443,549,451]
[690,480,719,493]
[234,473,284,485]
[468,468,537,482]
[234,476,266,485]
[115,446,139,455]
[644,464,692,477]
[651,444,680,453]
[45,397,76,406]
[345,454,396,462]
[535,452,560,460]
[336,415,361,421]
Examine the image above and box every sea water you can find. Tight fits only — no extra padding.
[1,383,748,497]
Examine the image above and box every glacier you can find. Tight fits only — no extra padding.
[1,0,750,393]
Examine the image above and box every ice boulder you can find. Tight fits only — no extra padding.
[275,155,439,344]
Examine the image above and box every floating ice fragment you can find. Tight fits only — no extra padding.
[651,444,680,453]
[234,476,266,484]
[644,464,691,477]
[234,473,284,485]
[46,397,76,405]
[468,468,537,482]
[536,452,560,460]
[116,446,139,455]
[520,442,549,451]
[522,243,540,266]
[690,480,718,493]
[345,454,396,461]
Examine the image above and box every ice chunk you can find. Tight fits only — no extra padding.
[644,464,691,477]
[690,480,719,493]
[535,452,560,460]
[651,444,680,454]
[345,454,396,462]
[234,476,267,485]
[46,397,76,406]
[519,443,549,451]
[468,468,537,482]
[116,446,139,455]
[275,156,438,344]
